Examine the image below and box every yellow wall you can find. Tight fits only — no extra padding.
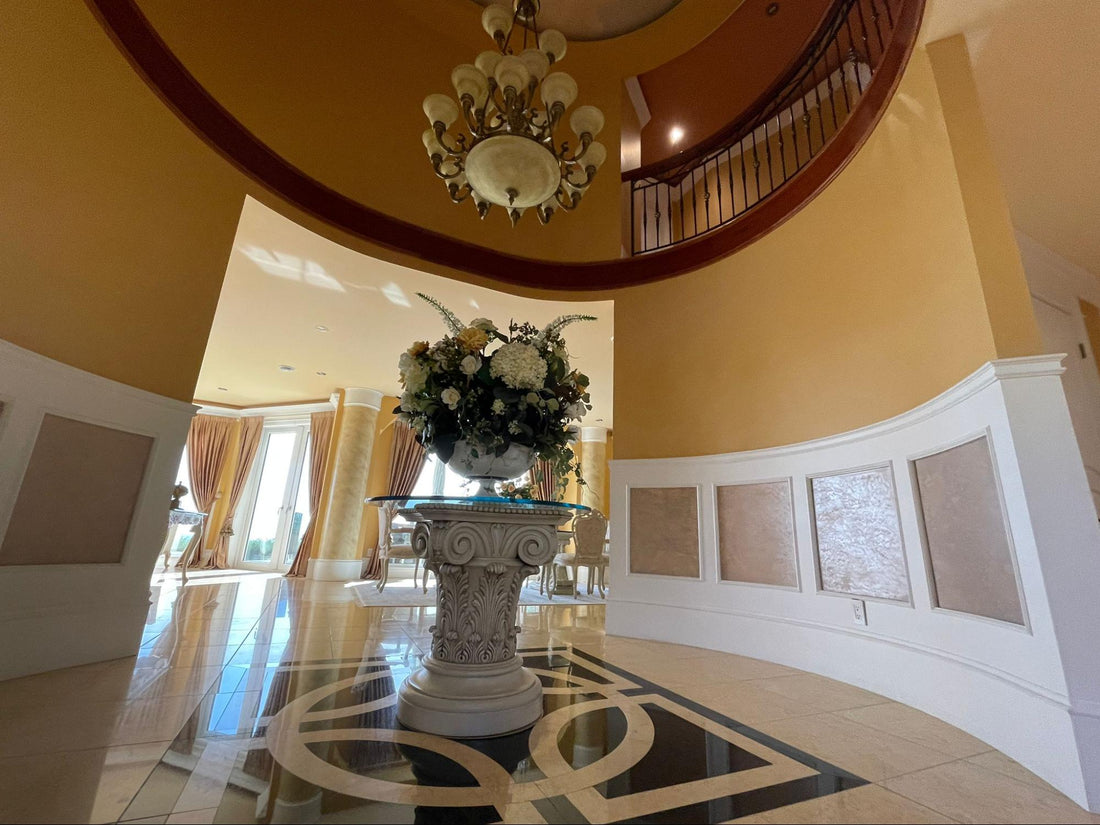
[0,2,248,401]
[613,45,1031,458]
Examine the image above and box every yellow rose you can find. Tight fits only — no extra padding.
[456,327,489,352]
[408,341,430,357]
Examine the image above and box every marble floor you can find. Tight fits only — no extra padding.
[0,571,1097,824]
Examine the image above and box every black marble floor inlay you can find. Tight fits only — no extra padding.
[598,703,771,800]
[123,643,869,824]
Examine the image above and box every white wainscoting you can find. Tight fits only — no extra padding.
[0,340,196,680]
[608,355,1100,811]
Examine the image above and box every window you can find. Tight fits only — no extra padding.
[173,446,197,512]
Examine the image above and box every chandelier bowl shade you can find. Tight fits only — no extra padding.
[465,135,561,208]
[422,0,604,226]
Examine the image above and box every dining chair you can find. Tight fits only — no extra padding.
[553,510,609,597]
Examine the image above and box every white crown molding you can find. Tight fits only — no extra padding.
[197,399,337,419]
[611,355,1067,469]
[342,387,383,410]
[581,425,609,443]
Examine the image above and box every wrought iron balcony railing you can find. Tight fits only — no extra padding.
[625,0,904,255]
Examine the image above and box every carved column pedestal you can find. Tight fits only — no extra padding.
[397,501,569,738]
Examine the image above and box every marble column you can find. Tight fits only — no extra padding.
[580,426,608,514]
[310,388,382,582]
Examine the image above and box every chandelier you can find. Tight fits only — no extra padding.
[422,0,607,226]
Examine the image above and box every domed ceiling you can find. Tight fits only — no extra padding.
[472,0,683,41]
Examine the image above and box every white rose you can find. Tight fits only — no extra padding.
[398,351,413,372]
[470,317,497,331]
[441,387,461,409]
[460,355,481,376]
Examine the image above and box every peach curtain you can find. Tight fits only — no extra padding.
[286,410,335,578]
[182,414,234,568]
[533,458,557,501]
[206,416,263,569]
[363,421,427,580]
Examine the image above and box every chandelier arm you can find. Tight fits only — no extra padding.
[560,133,593,164]
[545,101,566,136]
[433,125,467,157]
[563,164,597,189]
[431,155,466,181]
[459,96,481,136]
[554,186,580,211]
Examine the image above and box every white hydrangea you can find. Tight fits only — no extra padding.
[489,342,547,390]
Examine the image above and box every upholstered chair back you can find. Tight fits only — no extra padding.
[572,511,608,562]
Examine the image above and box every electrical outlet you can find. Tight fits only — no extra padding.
[851,598,867,625]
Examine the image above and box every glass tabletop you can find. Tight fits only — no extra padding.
[366,494,591,512]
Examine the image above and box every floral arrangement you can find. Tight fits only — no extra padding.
[396,294,594,494]
[497,480,536,501]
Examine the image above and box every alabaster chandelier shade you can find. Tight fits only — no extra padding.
[422,0,607,226]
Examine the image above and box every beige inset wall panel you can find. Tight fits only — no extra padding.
[811,467,909,602]
[914,436,1025,625]
[629,486,700,578]
[716,480,798,587]
[0,414,153,566]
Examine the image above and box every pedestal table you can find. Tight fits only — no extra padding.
[366,495,587,738]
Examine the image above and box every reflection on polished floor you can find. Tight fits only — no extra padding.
[0,571,1097,824]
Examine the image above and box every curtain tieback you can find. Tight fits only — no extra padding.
[220,516,234,537]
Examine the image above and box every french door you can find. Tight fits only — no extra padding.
[233,420,312,572]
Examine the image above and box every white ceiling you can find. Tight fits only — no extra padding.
[924,0,1100,275]
[196,197,615,425]
[474,0,684,42]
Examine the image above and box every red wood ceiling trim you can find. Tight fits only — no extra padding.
[84,0,924,292]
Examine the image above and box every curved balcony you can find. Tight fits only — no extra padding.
[88,0,923,292]
[625,0,900,255]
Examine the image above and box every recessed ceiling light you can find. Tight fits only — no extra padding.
[669,126,685,144]
[316,371,327,376]
[217,386,229,392]
[314,324,329,332]
[278,365,296,372]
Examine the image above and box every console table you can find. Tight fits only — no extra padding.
[162,509,205,585]
[366,495,588,738]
